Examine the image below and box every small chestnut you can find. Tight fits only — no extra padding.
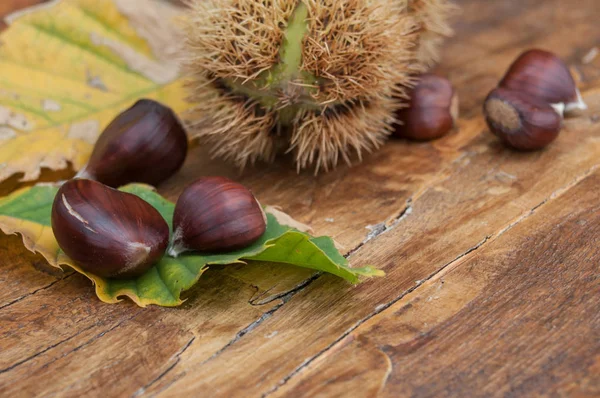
[169,176,267,256]
[500,49,587,114]
[483,87,562,150]
[393,73,459,141]
[51,179,169,278]
[77,99,188,188]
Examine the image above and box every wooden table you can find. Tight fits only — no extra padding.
[1,1,600,396]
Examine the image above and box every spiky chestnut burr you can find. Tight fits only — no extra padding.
[183,0,455,172]
[51,179,169,279]
[408,0,459,67]
[77,99,188,188]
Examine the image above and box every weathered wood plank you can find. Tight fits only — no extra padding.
[273,171,600,398]
[0,0,599,397]
[0,270,282,397]
[0,234,68,308]
[0,127,476,396]
[149,85,600,396]
[0,98,481,395]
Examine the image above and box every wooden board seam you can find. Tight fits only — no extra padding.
[261,159,600,397]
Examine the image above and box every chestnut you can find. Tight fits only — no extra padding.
[169,177,267,256]
[77,99,188,188]
[393,74,459,141]
[51,179,169,279]
[483,87,562,150]
[500,49,587,114]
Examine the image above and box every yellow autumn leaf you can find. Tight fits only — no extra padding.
[0,0,189,183]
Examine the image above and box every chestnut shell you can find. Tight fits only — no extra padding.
[51,179,169,279]
[484,87,562,150]
[171,177,266,254]
[499,49,579,107]
[80,99,188,188]
[393,73,458,141]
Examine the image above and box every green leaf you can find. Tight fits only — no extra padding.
[248,233,384,284]
[0,183,383,307]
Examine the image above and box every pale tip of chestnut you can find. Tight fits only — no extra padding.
[167,228,186,258]
[450,92,460,126]
[256,198,268,226]
[550,102,566,117]
[74,167,92,180]
[563,88,588,113]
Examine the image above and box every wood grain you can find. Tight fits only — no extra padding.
[151,93,600,397]
[275,171,600,398]
[1,0,600,397]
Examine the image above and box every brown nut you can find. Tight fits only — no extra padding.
[169,176,267,256]
[77,99,188,188]
[499,49,587,114]
[393,73,459,141]
[51,179,169,279]
[484,87,562,150]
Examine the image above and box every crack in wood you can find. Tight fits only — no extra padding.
[0,273,74,311]
[249,273,321,306]
[45,311,146,396]
[0,310,143,376]
[346,199,414,259]
[132,336,196,398]
[201,281,314,365]
[259,235,491,397]
[496,164,600,239]
[64,311,144,356]
[260,162,600,397]
[202,304,284,365]
[0,323,97,374]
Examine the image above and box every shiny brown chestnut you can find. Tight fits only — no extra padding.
[169,176,267,256]
[77,99,188,188]
[51,179,169,278]
[393,74,459,141]
[500,49,587,114]
[483,87,562,150]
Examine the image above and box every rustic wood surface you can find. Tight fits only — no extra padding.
[1,0,600,397]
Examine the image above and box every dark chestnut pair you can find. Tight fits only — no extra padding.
[52,177,266,279]
[484,49,587,150]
